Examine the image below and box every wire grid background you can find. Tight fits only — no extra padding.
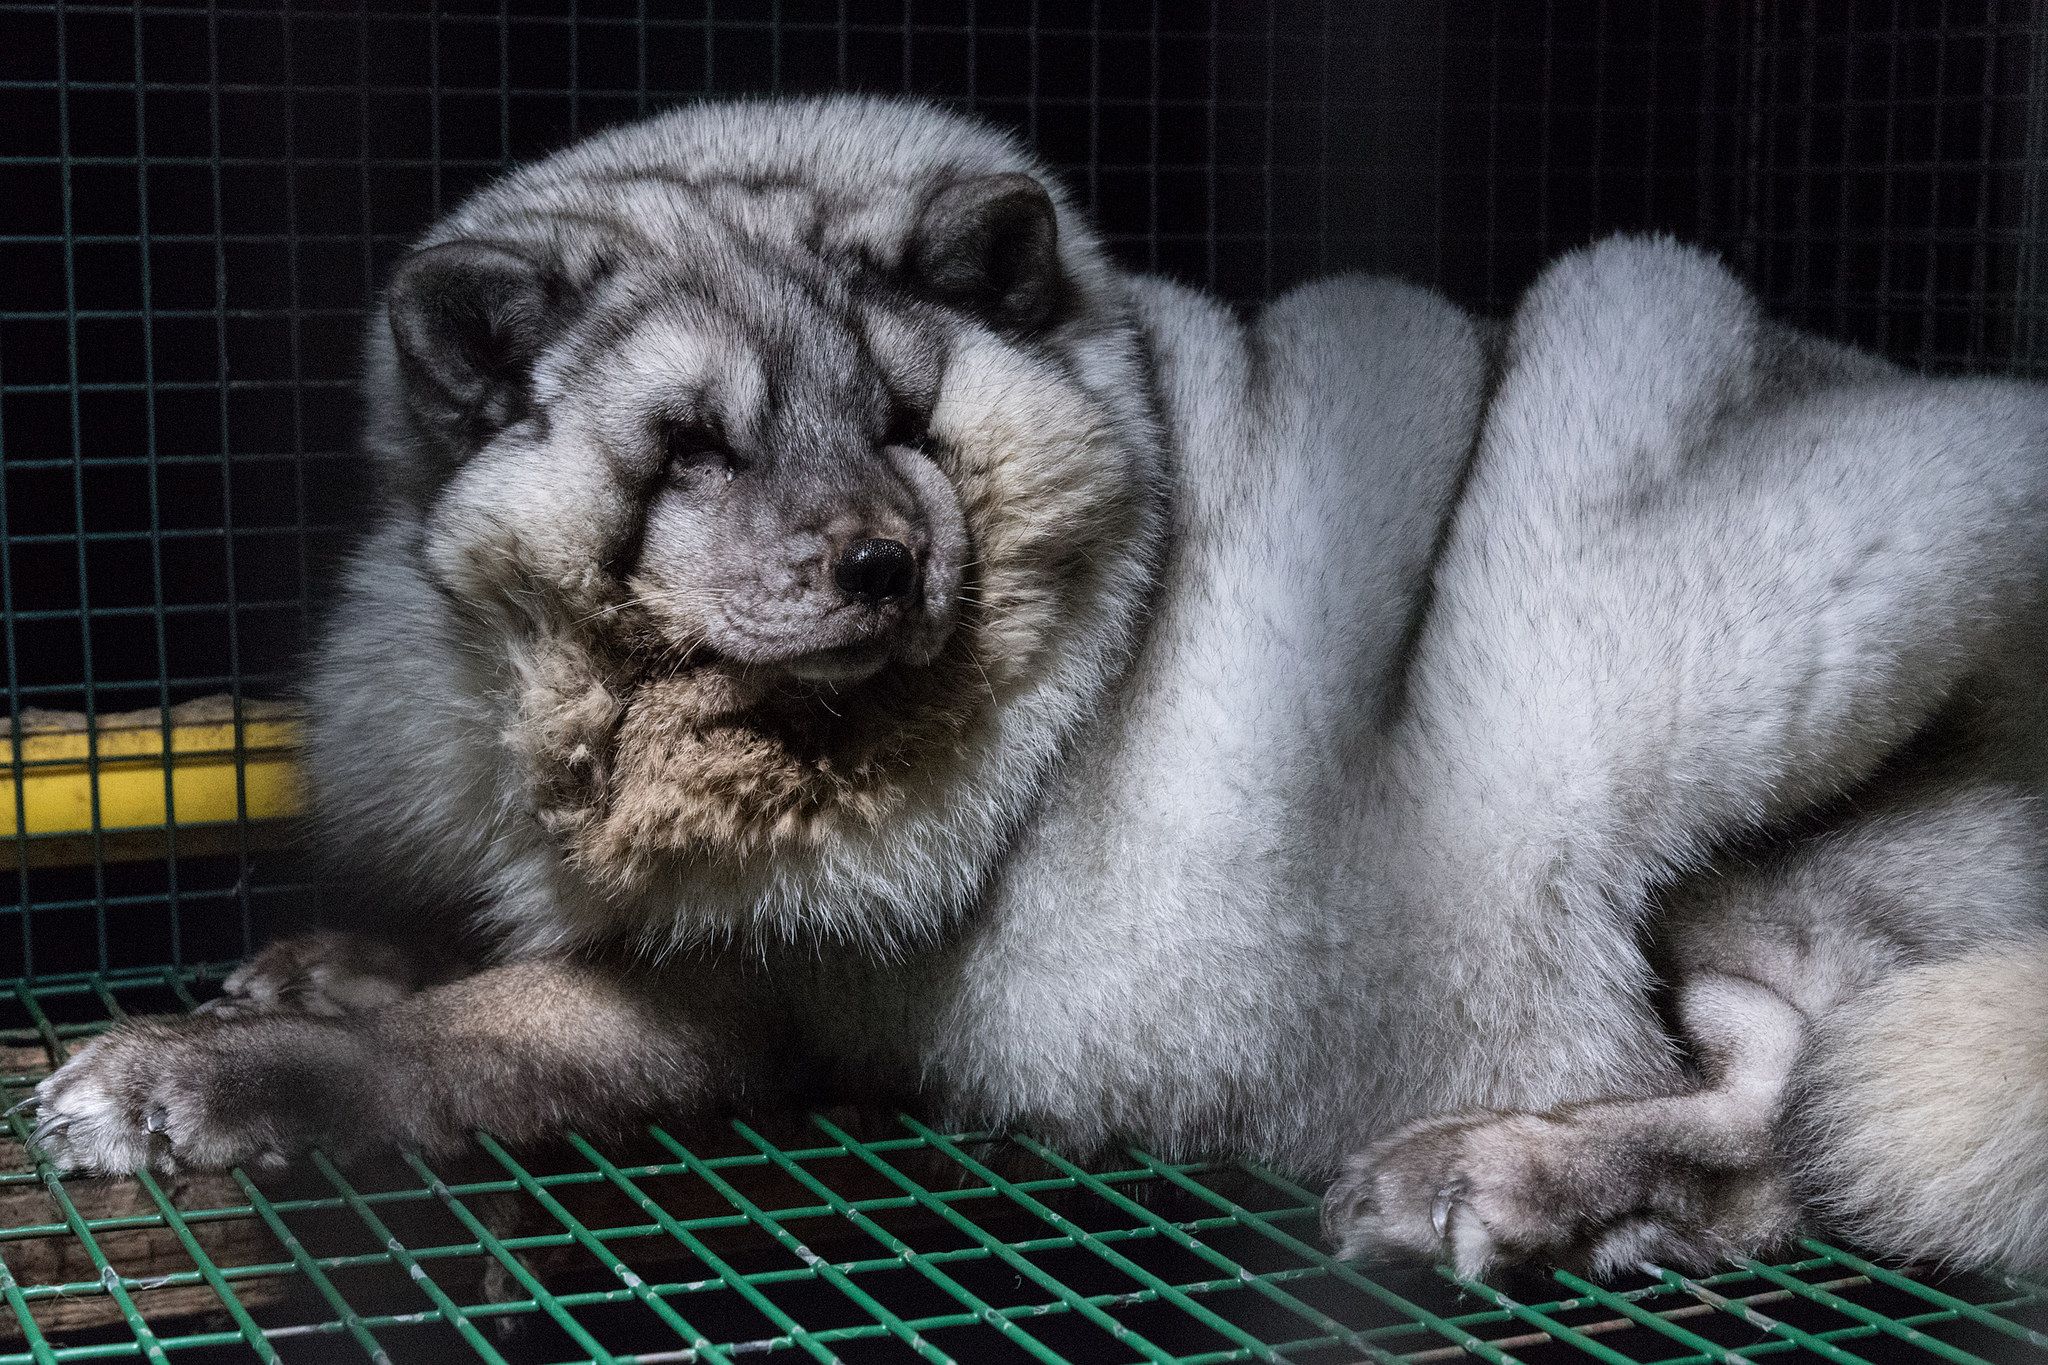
[4,0,2047,976]
[1,1,2047,1362]
[0,969,2040,1365]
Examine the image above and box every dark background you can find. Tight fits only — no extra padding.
[4,0,2046,975]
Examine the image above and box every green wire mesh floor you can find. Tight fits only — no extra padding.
[0,970,2035,1365]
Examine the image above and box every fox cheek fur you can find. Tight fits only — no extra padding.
[31,96,2048,1280]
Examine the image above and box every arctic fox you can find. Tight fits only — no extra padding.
[34,96,2048,1277]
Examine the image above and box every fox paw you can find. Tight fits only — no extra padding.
[1321,1107,1796,1278]
[198,930,424,1019]
[29,1014,374,1176]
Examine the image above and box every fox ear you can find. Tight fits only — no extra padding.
[909,172,1063,333]
[386,239,554,440]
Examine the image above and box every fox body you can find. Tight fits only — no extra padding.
[35,97,2048,1277]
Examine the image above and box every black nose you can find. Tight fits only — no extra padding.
[833,538,918,603]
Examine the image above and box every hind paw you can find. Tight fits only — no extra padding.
[1322,1106,1797,1278]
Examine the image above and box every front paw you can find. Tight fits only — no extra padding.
[30,1014,376,1176]
[197,930,423,1020]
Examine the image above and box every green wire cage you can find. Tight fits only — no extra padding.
[3,2,2047,1361]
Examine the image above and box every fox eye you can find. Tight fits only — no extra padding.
[659,418,737,483]
[884,406,930,448]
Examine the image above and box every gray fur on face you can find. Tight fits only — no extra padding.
[32,97,2048,1283]
[383,120,1066,686]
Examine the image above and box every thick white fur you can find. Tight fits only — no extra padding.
[893,235,2048,1260]
[1789,942,2048,1270]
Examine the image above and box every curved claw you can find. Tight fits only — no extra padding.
[1431,1178,1467,1245]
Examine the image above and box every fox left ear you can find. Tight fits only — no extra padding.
[386,239,556,444]
[909,172,1063,333]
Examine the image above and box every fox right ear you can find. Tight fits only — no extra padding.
[909,172,1064,334]
[386,239,554,440]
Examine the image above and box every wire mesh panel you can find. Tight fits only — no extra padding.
[5,2,2048,1362]
[1716,1,2048,372]
[7,1,2047,973]
[0,970,2041,1363]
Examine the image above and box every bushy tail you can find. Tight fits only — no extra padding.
[1783,937,2048,1271]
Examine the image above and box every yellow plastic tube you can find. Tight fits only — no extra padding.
[6,697,302,843]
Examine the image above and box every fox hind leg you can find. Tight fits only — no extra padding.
[1329,778,2048,1276]
[1323,974,1804,1277]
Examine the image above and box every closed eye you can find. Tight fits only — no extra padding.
[884,404,930,449]
[659,418,739,483]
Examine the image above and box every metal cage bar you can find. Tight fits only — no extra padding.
[2,3,2047,1362]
